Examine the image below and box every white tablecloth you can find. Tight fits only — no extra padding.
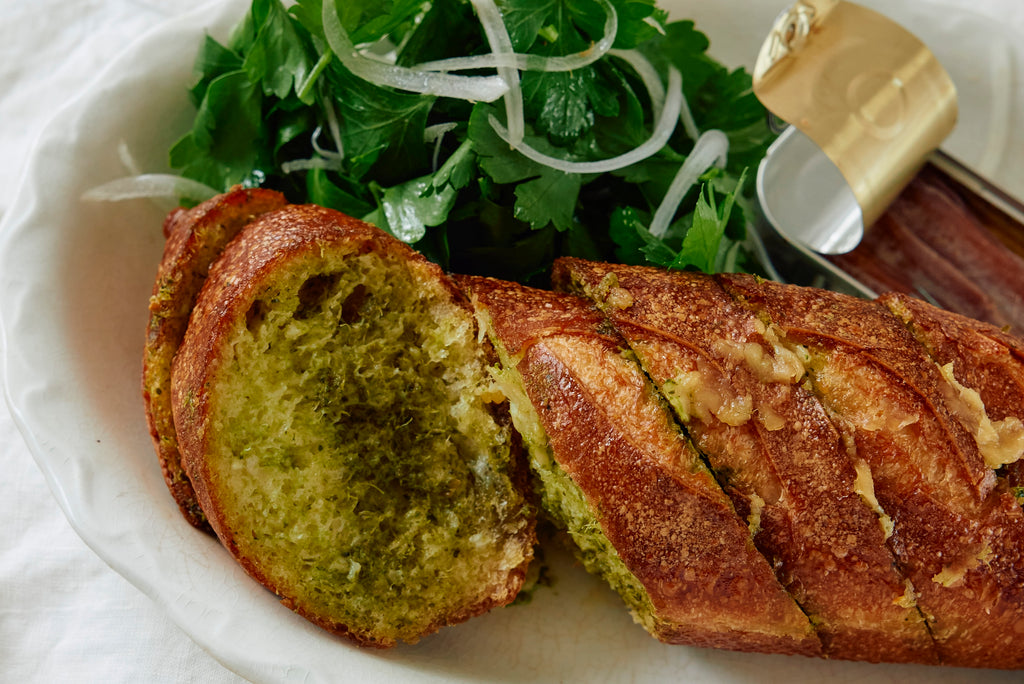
[1,3,246,681]
[1,1,1022,682]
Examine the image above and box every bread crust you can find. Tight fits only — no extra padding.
[172,204,535,647]
[554,259,937,664]
[719,274,1024,669]
[881,291,1024,432]
[143,186,287,529]
[881,292,1024,494]
[463,274,821,657]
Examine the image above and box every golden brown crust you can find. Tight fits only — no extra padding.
[719,274,1024,669]
[881,291,1024,429]
[143,186,288,529]
[554,258,936,664]
[719,275,996,502]
[152,191,1024,661]
[171,204,534,648]
[462,274,821,657]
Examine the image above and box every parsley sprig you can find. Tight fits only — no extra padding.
[170,0,775,284]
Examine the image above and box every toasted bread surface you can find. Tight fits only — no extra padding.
[719,274,1024,669]
[143,186,287,529]
[881,292,1024,473]
[462,275,820,657]
[554,259,936,664]
[172,205,534,647]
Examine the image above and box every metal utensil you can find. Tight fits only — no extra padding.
[752,0,957,255]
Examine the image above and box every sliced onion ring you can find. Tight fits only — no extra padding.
[417,0,618,74]
[471,0,524,145]
[610,49,700,141]
[321,0,508,102]
[488,65,683,175]
[648,129,730,238]
[608,49,666,119]
[81,174,219,204]
[425,122,460,171]
[280,157,343,174]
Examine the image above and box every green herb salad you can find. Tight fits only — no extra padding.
[166,0,776,283]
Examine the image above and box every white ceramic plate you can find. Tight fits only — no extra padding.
[2,1,1022,682]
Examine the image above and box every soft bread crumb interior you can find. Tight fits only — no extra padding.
[205,249,530,645]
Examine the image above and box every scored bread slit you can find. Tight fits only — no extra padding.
[880,292,1024,484]
[553,258,939,665]
[716,272,1024,669]
[461,275,822,656]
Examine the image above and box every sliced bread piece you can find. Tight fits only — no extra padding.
[171,204,535,647]
[144,186,288,529]
[554,258,936,665]
[460,274,820,657]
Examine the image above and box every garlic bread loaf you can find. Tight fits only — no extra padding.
[151,192,1024,664]
[143,186,287,529]
[171,204,535,647]
[461,275,820,657]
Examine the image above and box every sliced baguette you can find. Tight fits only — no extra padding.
[143,186,287,529]
[461,274,821,657]
[172,204,535,647]
[554,258,936,664]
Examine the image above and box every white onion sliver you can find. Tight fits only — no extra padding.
[311,125,343,161]
[425,123,459,172]
[677,81,701,142]
[489,65,683,175]
[472,0,524,146]
[610,49,700,141]
[643,15,667,35]
[322,98,346,160]
[281,157,343,174]
[117,140,143,177]
[321,0,508,102]
[81,174,219,203]
[416,0,617,74]
[424,122,459,143]
[648,129,729,238]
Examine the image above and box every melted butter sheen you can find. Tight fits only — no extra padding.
[937,362,1024,469]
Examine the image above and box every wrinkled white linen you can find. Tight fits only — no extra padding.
[1,4,244,682]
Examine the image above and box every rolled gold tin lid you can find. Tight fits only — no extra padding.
[753,0,958,251]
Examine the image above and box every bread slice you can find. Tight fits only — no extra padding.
[717,273,1024,669]
[143,186,287,529]
[460,274,821,657]
[554,258,936,664]
[171,204,535,647]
